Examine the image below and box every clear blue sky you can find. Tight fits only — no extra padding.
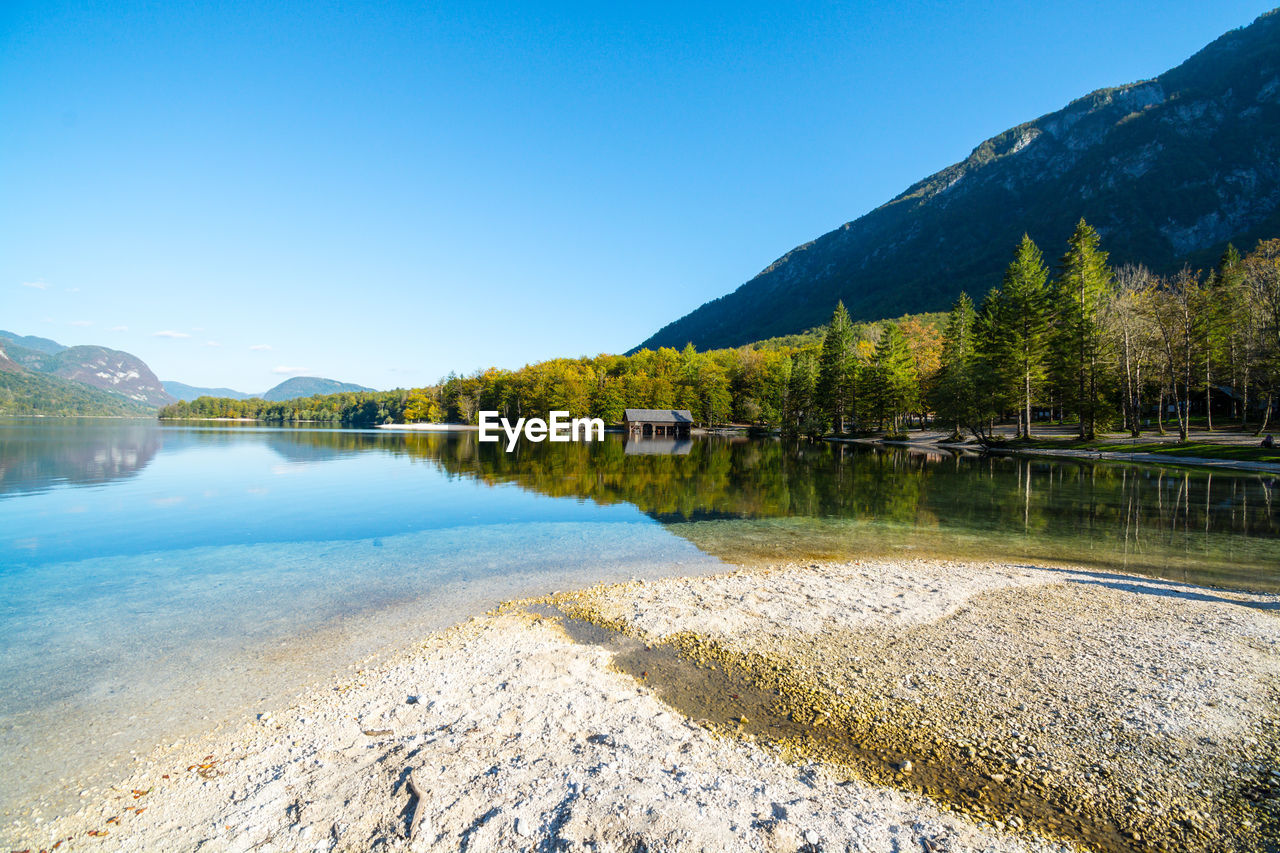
[2,1,1274,391]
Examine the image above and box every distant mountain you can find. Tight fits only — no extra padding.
[0,332,175,410]
[0,330,66,356]
[636,9,1280,352]
[261,376,374,401]
[163,381,253,402]
[0,356,153,417]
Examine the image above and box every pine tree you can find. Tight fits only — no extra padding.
[871,323,917,433]
[973,287,1017,441]
[1213,244,1244,422]
[817,301,857,434]
[1001,235,1051,438]
[1191,254,1231,431]
[1052,219,1112,440]
[933,293,977,437]
[783,351,821,438]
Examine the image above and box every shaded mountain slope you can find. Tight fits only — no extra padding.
[636,10,1280,351]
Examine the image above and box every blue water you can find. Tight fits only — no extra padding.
[0,420,723,815]
[6,418,1279,818]
[3,426,625,564]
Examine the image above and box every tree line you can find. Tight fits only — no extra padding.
[159,221,1280,440]
[159,390,412,425]
[932,222,1280,442]
[158,317,944,429]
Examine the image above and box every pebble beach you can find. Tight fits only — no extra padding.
[8,558,1279,852]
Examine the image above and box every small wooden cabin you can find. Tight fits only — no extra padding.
[623,408,694,438]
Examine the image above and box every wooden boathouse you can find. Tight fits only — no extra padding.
[623,408,694,438]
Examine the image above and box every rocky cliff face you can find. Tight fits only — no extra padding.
[637,9,1280,352]
[0,343,26,374]
[47,346,176,406]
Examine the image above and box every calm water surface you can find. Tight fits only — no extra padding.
[2,419,1279,817]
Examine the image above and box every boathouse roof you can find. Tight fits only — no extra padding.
[623,409,694,423]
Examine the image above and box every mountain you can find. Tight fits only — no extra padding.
[261,376,374,401]
[0,332,175,409]
[45,345,174,406]
[636,10,1280,352]
[163,381,253,402]
[0,330,66,356]
[0,339,155,417]
[0,330,373,411]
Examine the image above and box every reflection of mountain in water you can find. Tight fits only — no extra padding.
[159,424,391,465]
[0,420,163,496]
[261,429,385,464]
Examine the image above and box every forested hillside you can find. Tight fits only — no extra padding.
[0,370,155,417]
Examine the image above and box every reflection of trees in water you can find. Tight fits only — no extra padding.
[263,428,1280,581]
[266,428,1280,537]
[0,420,163,496]
[15,423,1273,581]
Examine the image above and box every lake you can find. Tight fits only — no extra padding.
[3,419,1279,817]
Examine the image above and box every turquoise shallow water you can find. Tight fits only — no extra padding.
[0,420,724,815]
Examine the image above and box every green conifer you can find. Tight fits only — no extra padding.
[1001,235,1051,437]
[817,302,857,434]
[1052,220,1112,440]
[934,293,977,436]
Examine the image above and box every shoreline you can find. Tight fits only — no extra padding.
[981,443,1280,474]
[9,557,1278,852]
[155,416,1280,475]
[832,433,1280,475]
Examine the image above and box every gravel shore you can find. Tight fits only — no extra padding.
[8,559,1278,852]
